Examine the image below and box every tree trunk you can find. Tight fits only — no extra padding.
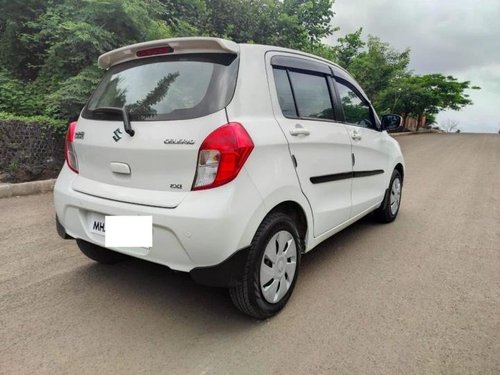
[421,114,427,129]
[416,113,427,131]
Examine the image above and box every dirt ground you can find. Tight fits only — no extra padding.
[0,134,498,374]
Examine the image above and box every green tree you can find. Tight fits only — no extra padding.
[27,0,171,84]
[159,0,207,35]
[378,74,479,130]
[45,65,103,119]
[0,0,52,80]
[201,0,335,50]
[348,35,410,105]
[282,0,336,43]
[0,68,43,115]
[0,0,173,118]
[329,29,478,130]
[331,27,364,70]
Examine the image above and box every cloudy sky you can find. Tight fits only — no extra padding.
[328,0,500,133]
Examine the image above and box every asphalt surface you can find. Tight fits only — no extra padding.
[1,134,499,374]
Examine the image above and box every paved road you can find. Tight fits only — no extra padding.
[1,134,499,374]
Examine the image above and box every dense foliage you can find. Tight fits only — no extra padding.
[0,0,478,129]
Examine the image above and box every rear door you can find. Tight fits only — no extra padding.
[267,53,353,237]
[72,53,238,208]
[331,70,389,217]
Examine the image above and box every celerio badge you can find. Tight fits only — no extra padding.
[164,139,195,145]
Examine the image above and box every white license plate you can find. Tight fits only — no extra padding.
[89,213,106,235]
[105,216,152,248]
[88,213,152,248]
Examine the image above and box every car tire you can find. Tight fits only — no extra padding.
[375,169,402,223]
[229,212,302,319]
[76,239,128,264]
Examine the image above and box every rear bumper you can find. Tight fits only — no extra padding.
[56,215,72,239]
[56,213,249,287]
[54,165,266,275]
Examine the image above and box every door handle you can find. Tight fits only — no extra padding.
[290,124,310,136]
[351,130,362,141]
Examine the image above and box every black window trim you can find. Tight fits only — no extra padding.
[270,54,381,127]
[283,69,300,119]
[272,64,338,123]
[331,74,381,131]
[326,75,344,123]
[271,55,331,75]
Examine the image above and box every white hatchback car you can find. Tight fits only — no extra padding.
[54,37,405,319]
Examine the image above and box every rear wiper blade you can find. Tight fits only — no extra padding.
[91,106,135,137]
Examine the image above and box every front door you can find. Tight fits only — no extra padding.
[333,77,389,217]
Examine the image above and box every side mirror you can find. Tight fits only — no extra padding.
[381,114,403,131]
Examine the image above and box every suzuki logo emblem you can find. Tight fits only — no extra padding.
[112,128,123,142]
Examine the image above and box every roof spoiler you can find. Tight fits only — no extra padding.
[98,37,239,69]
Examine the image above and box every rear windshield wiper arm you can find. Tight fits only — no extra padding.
[91,106,135,137]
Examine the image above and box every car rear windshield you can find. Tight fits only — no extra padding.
[82,53,238,121]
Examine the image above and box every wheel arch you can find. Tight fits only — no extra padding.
[395,163,404,183]
[265,201,308,250]
[237,185,313,253]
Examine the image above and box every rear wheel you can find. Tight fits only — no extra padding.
[375,169,402,223]
[229,212,302,319]
[76,239,128,264]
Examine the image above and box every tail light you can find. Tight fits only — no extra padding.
[192,122,254,190]
[65,121,79,173]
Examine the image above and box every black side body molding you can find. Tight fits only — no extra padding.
[310,169,384,184]
[189,246,250,288]
[310,172,353,184]
[353,169,384,178]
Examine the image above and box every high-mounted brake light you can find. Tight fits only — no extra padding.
[65,121,79,173]
[136,46,174,57]
[192,123,254,190]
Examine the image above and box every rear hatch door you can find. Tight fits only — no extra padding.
[72,52,238,208]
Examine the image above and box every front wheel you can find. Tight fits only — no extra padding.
[229,212,302,319]
[375,169,402,223]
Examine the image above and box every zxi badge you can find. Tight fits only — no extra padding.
[112,128,123,142]
[75,131,85,140]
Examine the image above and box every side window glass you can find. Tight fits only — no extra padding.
[288,71,334,120]
[335,80,374,129]
[273,68,298,118]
